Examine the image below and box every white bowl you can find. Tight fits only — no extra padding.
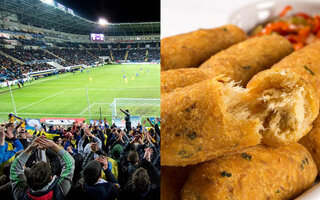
[228,0,320,33]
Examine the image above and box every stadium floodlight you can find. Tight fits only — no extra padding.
[98,18,108,26]
[67,8,74,15]
[57,3,66,11]
[41,0,54,6]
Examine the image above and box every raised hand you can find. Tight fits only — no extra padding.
[0,126,5,145]
[146,132,151,141]
[35,136,55,149]
[145,147,153,162]
[84,126,93,137]
[66,146,74,154]
[138,135,144,145]
[143,147,152,162]
[25,135,46,153]
[6,124,14,139]
[0,126,5,139]
[99,156,109,170]
[33,136,62,153]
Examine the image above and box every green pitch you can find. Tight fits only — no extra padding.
[0,64,160,122]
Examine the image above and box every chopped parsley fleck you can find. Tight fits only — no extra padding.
[223,28,228,32]
[242,66,251,69]
[301,158,309,170]
[232,143,239,148]
[304,66,315,76]
[221,171,232,177]
[276,189,280,193]
[178,150,186,155]
[241,153,252,161]
[187,132,197,140]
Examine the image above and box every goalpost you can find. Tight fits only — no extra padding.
[110,98,160,119]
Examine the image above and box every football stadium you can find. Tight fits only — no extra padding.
[0,0,160,199]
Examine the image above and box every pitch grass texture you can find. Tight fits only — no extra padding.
[0,64,160,122]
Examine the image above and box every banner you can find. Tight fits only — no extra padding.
[40,117,86,126]
[89,120,105,129]
[26,118,41,131]
[113,118,125,128]
[130,116,141,127]
[148,117,160,125]
[9,113,26,127]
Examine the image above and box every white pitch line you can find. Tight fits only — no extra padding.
[79,102,112,115]
[27,87,159,90]
[0,112,113,117]
[0,112,159,118]
[16,89,69,112]
[79,103,96,115]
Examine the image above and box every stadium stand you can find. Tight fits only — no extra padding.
[0,0,160,83]
[0,115,160,200]
[2,48,57,62]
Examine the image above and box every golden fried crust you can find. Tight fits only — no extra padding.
[199,34,294,87]
[161,77,262,166]
[161,166,194,200]
[300,116,320,172]
[272,40,320,98]
[161,24,246,71]
[161,68,210,94]
[266,40,320,172]
[181,143,317,200]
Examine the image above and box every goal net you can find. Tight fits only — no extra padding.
[110,98,160,118]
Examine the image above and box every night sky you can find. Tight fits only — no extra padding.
[56,0,160,23]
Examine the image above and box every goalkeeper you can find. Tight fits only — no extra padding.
[120,108,131,134]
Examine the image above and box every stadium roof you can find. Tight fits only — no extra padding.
[0,0,160,36]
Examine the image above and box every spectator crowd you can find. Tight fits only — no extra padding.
[0,115,160,200]
[2,48,56,62]
[0,53,54,81]
[0,40,160,82]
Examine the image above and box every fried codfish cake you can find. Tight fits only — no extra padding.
[161,70,318,166]
[265,40,320,172]
[181,143,317,200]
[161,34,293,93]
[199,34,294,87]
[161,24,246,71]
[161,166,194,200]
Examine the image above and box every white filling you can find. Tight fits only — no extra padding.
[222,81,306,142]
[258,87,305,140]
[223,81,252,119]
